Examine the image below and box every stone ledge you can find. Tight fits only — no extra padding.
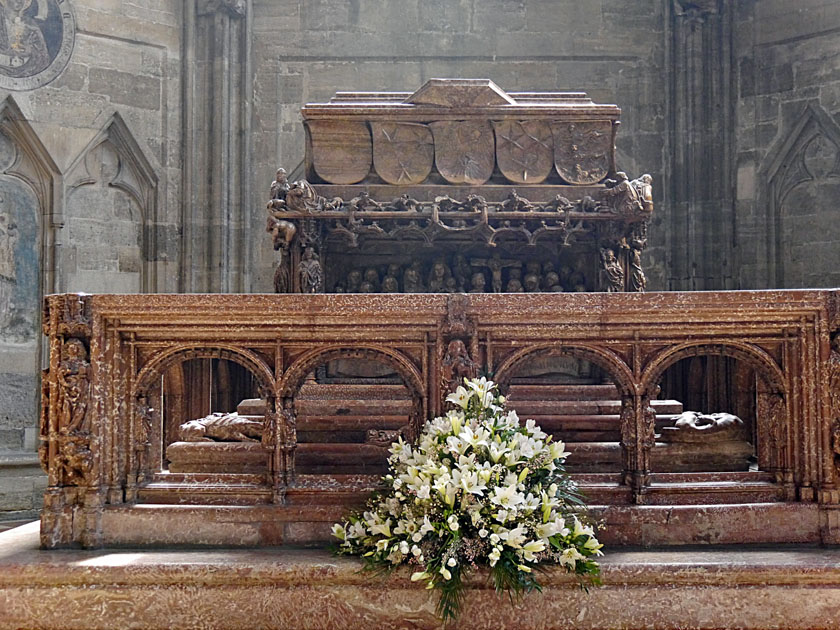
[2,522,840,629]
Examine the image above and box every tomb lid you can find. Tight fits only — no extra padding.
[301,78,620,121]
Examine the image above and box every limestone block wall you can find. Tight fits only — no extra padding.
[734,0,840,289]
[249,0,670,293]
[0,0,182,517]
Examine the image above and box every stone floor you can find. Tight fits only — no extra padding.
[1,520,840,629]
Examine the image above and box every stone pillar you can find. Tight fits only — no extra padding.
[667,0,737,290]
[181,0,253,293]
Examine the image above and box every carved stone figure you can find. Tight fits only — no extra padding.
[299,247,323,293]
[266,214,297,252]
[58,438,93,486]
[523,272,540,293]
[363,267,381,292]
[178,412,263,442]
[403,261,425,293]
[501,189,535,212]
[441,339,478,396]
[358,281,375,293]
[469,271,486,293]
[452,253,471,292]
[600,172,643,215]
[631,174,653,213]
[660,411,746,442]
[472,253,520,294]
[506,267,524,293]
[270,168,289,201]
[427,259,450,292]
[380,275,397,293]
[348,191,382,211]
[391,193,421,212]
[444,294,472,338]
[600,248,624,292]
[59,338,90,434]
[346,269,362,293]
[285,179,319,212]
[629,248,646,292]
[543,261,562,292]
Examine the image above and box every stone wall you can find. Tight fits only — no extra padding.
[734,0,840,289]
[0,0,182,517]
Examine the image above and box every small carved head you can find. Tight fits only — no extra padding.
[63,338,87,362]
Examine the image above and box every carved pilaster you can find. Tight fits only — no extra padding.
[181,0,252,292]
[667,0,736,290]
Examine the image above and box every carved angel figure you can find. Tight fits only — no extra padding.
[59,339,90,434]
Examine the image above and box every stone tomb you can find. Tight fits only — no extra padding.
[37,289,840,549]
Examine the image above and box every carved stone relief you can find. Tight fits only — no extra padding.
[370,122,434,185]
[493,120,553,184]
[429,120,495,185]
[551,120,611,185]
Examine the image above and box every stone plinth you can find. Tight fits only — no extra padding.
[3,521,840,630]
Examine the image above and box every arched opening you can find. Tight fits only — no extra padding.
[133,347,274,483]
[279,347,424,480]
[496,346,634,476]
[646,344,786,480]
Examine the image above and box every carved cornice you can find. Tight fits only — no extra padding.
[197,0,246,18]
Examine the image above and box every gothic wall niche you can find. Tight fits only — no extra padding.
[0,96,60,449]
[65,114,159,293]
[761,103,840,288]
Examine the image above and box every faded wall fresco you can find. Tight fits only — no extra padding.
[0,134,39,343]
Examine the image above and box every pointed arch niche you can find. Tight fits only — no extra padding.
[0,97,61,343]
[760,103,840,288]
[65,113,159,293]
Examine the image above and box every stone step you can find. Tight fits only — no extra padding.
[294,398,414,415]
[508,399,684,415]
[507,383,620,400]
[297,382,412,400]
[297,415,409,431]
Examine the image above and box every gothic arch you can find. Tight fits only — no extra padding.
[134,344,275,400]
[758,102,840,288]
[640,341,786,397]
[0,96,62,297]
[493,343,635,398]
[277,345,426,438]
[66,112,160,292]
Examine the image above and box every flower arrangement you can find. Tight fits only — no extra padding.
[332,377,602,622]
